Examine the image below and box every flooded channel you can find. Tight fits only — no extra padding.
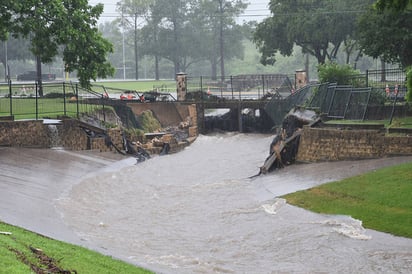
[56,133,412,273]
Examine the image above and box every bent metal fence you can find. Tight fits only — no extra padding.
[186,74,295,100]
[0,81,108,121]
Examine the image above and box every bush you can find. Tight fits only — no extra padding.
[124,128,146,143]
[138,110,162,133]
[406,67,412,102]
[318,62,362,86]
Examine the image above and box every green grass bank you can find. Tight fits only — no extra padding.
[0,222,152,273]
[282,161,412,238]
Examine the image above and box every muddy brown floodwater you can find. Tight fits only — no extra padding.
[1,133,412,273]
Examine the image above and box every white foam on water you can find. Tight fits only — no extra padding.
[318,216,372,240]
[262,198,286,215]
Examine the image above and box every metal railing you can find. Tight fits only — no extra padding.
[186,74,295,101]
[0,81,108,120]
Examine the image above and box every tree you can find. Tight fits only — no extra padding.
[253,0,373,66]
[357,6,412,67]
[192,0,247,80]
[0,1,14,41]
[372,0,412,102]
[2,0,114,91]
[375,0,412,10]
[116,0,153,80]
[140,9,162,80]
[0,37,32,81]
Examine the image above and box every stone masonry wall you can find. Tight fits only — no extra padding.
[297,126,412,162]
[57,120,88,150]
[89,128,123,152]
[0,120,123,152]
[0,120,50,147]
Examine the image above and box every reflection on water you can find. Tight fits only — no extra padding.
[57,133,412,273]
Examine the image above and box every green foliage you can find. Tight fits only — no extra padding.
[375,0,412,11]
[138,110,162,132]
[283,161,412,238]
[124,127,146,143]
[137,0,247,78]
[357,6,412,67]
[0,221,152,273]
[317,62,361,85]
[253,0,372,65]
[4,0,114,88]
[406,67,412,102]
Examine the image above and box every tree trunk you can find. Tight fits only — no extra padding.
[211,61,217,81]
[155,55,159,80]
[381,59,386,82]
[36,55,43,97]
[219,0,225,82]
[134,15,139,80]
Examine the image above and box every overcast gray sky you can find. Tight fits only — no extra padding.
[89,0,271,23]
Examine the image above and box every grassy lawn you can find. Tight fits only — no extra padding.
[0,221,152,273]
[390,116,412,128]
[325,116,412,129]
[0,97,107,120]
[282,161,412,238]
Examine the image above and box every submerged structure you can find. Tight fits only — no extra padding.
[260,107,319,174]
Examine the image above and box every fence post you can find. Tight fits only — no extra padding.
[365,70,369,87]
[102,93,106,123]
[8,79,12,116]
[261,74,265,98]
[35,82,39,120]
[200,76,203,95]
[389,92,398,125]
[76,83,79,119]
[63,82,67,116]
[230,76,234,99]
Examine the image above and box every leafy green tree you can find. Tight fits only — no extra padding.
[2,0,114,91]
[253,0,373,66]
[357,6,412,67]
[359,0,412,102]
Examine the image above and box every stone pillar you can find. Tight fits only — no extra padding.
[295,69,308,90]
[176,72,187,101]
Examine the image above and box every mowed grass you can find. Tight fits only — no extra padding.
[0,97,99,120]
[282,161,412,238]
[325,116,412,129]
[0,221,152,273]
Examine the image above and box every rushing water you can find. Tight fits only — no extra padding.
[57,133,412,273]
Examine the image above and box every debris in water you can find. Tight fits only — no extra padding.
[259,107,319,174]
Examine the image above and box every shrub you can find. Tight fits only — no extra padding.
[318,62,362,86]
[406,67,412,102]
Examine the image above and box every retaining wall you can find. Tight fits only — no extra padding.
[297,126,412,162]
[0,119,123,152]
[0,120,49,147]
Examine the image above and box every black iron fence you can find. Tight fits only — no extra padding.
[306,81,410,122]
[186,74,295,100]
[0,81,108,120]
